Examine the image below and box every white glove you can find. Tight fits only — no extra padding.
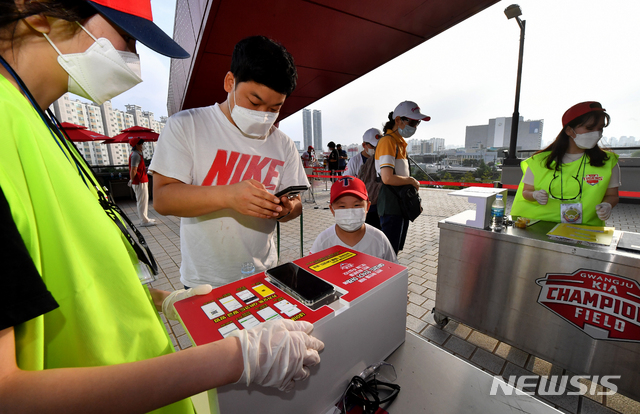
[532,189,548,205]
[127,180,132,187]
[229,319,324,392]
[595,202,612,220]
[161,285,212,321]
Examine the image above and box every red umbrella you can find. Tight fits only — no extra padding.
[60,122,109,142]
[106,126,159,144]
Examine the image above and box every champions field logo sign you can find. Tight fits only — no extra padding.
[535,269,640,342]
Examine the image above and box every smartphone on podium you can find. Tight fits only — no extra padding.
[266,262,335,306]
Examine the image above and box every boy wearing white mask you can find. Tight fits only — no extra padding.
[150,36,308,288]
[310,177,397,263]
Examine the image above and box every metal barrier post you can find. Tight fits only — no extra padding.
[303,167,315,203]
[300,207,304,258]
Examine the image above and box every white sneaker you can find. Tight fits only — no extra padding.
[140,221,157,227]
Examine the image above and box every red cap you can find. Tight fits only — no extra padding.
[562,101,606,127]
[86,0,189,58]
[330,177,368,204]
[130,138,144,146]
[308,145,314,150]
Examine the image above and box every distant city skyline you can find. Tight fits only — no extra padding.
[302,109,312,150]
[51,93,164,166]
[73,0,639,154]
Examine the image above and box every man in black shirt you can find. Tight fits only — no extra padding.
[337,144,348,174]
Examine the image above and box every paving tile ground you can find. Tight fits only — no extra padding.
[118,182,640,414]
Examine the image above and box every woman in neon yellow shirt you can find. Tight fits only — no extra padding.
[0,0,322,411]
[511,102,620,226]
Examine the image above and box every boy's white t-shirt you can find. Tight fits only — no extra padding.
[310,224,398,263]
[149,103,309,287]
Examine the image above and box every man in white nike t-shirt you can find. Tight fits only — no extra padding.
[150,36,308,288]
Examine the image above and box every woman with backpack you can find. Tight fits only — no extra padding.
[374,101,430,254]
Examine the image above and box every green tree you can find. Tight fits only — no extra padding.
[413,169,428,182]
[462,172,475,182]
[474,160,492,181]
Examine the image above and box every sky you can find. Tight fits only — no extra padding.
[107,0,640,150]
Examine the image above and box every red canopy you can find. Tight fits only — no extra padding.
[60,122,109,142]
[104,126,160,144]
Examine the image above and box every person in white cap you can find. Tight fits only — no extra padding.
[345,128,381,177]
[345,128,382,229]
[375,100,430,254]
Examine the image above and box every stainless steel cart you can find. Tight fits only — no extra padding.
[434,219,640,401]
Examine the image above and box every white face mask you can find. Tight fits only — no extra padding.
[228,84,278,139]
[573,130,603,149]
[334,207,366,232]
[366,147,376,156]
[43,23,142,105]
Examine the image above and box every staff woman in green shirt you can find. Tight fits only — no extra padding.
[511,101,620,226]
[0,0,322,412]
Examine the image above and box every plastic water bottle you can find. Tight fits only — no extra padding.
[491,194,505,231]
[240,261,255,278]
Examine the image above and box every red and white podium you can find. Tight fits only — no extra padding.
[174,246,408,414]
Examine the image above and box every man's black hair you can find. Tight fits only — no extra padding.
[230,36,297,97]
[328,141,336,149]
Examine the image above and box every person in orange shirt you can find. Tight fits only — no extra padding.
[374,101,430,254]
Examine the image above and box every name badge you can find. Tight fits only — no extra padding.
[561,203,582,224]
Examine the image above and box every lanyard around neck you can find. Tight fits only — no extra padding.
[0,55,158,275]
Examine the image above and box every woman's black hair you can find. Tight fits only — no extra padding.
[0,0,95,35]
[536,109,611,171]
[383,111,395,132]
[230,35,297,97]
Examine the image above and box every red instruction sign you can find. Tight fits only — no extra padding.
[298,247,405,303]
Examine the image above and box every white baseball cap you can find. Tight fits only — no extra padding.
[392,101,431,121]
[362,128,382,147]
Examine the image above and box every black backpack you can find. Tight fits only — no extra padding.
[388,185,423,222]
[358,155,382,205]
[377,136,423,221]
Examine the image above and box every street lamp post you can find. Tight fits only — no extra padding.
[504,4,525,166]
